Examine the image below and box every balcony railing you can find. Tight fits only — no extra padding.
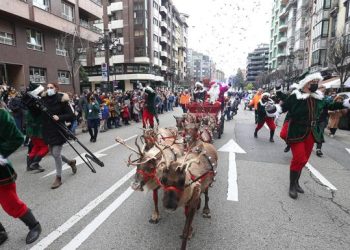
[80,19,103,34]
[90,0,101,6]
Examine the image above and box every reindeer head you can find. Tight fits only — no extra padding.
[116,136,158,191]
[156,153,200,211]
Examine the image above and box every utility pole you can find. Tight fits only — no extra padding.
[102,0,110,91]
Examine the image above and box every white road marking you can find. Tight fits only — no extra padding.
[305,163,337,191]
[42,135,137,178]
[61,187,134,250]
[30,169,135,250]
[219,139,246,201]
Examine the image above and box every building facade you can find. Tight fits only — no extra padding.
[86,0,188,91]
[186,49,212,82]
[246,44,269,83]
[0,0,102,93]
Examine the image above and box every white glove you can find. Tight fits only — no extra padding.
[0,154,8,166]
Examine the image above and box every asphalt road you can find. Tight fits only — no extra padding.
[1,104,350,250]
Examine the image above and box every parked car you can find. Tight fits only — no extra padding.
[337,92,350,130]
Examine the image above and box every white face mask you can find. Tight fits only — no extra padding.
[47,88,56,96]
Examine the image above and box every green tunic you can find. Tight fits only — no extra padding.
[25,110,44,138]
[0,108,24,186]
[277,90,345,144]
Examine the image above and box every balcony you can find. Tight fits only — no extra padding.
[79,0,103,19]
[0,0,30,20]
[109,1,122,13]
[161,21,168,30]
[279,8,288,18]
[277,51,287,58]
[161,65,168,71]
[33,7,76,35]
[279,23,288,32]
[160,6,168,15]
[80,19,102,34]
[160,51,168,58]
[160,36,168,44]
[277,37,287,45]
[110,20,123,30]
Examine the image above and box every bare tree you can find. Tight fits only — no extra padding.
[60,28,88,94]
[328,36,350,92]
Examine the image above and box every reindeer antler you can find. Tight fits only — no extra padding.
[115,137,141,155]
[135,136,144,156]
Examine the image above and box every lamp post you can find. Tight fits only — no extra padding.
[95,0,123,92]
[286,46,295,91]
[94,37,123,92]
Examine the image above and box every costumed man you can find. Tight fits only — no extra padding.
[250,88,263,124]
[276,72,350,199]
[193,82,206,102]
[25,84,48,172]
[254,93,278,142]
[0,103,42,245]
[139,82,157,128]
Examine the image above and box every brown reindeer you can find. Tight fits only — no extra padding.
[156,141,218,250]
[116,129,183,224]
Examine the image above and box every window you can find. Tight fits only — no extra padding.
[312,49,327,66]
[153,1,159,10]
[153,34,158,42]
[331,16,337,37]
[111,28,123,38]
[26,29,44,51]
[29,67,46,84]
[153,18,159,26]
[345,35,350,54]
[110,10,123,21]
[55,38,67,56]
[313,20,329,39]
[154,51,159,57]
[33,0,50,11]
[62,1,74,22]
[134,30,145,36]
[0,31,15,45]
[58,70,70,84]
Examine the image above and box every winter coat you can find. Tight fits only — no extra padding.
[101,105,110,120]
[41,92,74,146]
[86,102,100,120]
[0,108,24,186]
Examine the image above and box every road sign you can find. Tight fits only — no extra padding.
[102,71,108,81]
[101,63,108,72]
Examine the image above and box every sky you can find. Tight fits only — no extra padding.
[172,0,273,77]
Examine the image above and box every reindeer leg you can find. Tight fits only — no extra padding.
[202,188,211,218]
[180,204,197,250]
[149,189,160,224]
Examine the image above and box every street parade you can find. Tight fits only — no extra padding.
[2,0,350,249]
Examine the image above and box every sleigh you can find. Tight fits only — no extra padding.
[187,102,224,139]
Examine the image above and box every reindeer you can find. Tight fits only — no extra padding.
[155,140,218,250]
[116,129,183,224]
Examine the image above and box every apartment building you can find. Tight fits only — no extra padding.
[0,0,103,92]
[246,44,269,83]
[85,0,188,91]
[215,69,225,82]
[187,49,212,82]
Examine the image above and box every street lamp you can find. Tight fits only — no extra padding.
[94,36,123,92]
